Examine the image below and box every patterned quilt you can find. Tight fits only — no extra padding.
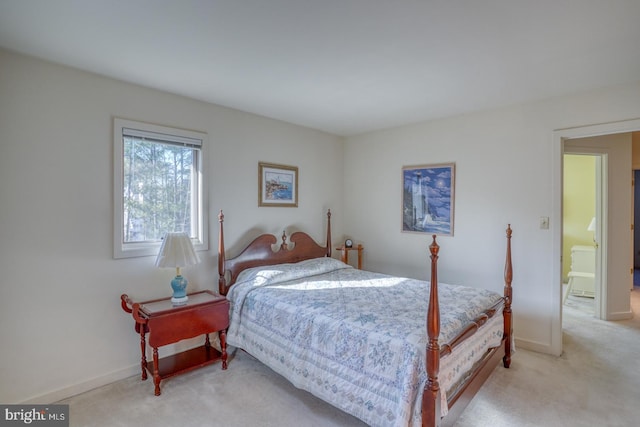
[226,257,504,427]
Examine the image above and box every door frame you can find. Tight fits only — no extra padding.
[562,149,607,320]
[552,118,640,356]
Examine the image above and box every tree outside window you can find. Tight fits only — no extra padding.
[123,138,195,242]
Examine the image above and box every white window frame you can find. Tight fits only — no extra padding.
[113,118,208,259]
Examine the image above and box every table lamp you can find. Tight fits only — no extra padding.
[155,232,200,305]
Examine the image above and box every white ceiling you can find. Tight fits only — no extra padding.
[1,1,639,136]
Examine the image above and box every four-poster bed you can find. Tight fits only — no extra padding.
[217,210,513,427]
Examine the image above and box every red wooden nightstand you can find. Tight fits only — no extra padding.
[121,290,229,395]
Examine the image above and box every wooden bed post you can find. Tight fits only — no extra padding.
[503,224,513,368]
[218,210,227,295]
[423,235,441,427]
[326,209,332,258]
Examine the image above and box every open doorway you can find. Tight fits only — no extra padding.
[561,133,632,321]
[552,121,639,356]
[562,153,598,317]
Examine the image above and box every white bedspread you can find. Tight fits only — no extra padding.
[226,257,504,427]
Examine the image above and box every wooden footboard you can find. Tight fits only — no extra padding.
[422,225,513,427]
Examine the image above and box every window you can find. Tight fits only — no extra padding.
[114,118,208,258]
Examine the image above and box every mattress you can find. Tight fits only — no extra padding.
[226,257,504,427]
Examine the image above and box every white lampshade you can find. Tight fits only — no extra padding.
[155,232,200,268]
[587,217,596,232]
[156,232,199,305]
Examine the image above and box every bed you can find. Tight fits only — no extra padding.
[217,210,513,427]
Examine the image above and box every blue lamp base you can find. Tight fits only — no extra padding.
[170,275,189,305]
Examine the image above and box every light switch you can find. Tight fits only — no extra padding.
[540,216,549,229]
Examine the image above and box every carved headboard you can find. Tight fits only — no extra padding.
[217,210,332,295]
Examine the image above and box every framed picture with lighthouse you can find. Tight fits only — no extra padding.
[402,163,455,236]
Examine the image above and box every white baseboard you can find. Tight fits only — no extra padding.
[21,337,563,404]
[606,310,633,321]
[19,339,212,404]
[21,364,140,404]
[514,337,559,356]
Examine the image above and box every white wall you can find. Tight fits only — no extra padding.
[3,45,640,403]
[344,82,640,355]
[0,49,344,403]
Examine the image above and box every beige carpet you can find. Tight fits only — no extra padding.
[455,289,640,427]
[59,289,640,427]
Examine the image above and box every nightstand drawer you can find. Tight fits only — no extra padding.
[148,300,229,347]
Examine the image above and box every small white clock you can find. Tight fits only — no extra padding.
[345,239,353,248]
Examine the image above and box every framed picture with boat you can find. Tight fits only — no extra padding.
[402,163,455,235]
[258,162,298,207]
